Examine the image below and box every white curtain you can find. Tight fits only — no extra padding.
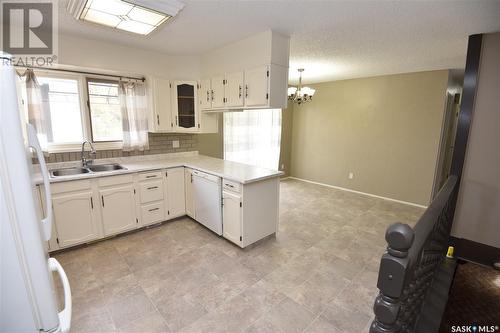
[119,80,149,151]
[17,69,49,152]
[224,109,282,170]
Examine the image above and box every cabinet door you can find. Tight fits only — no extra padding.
[173,81,198,132]
[244,65,269,107]
[184,168,195,218]
[225,71,244,107]
[211,76,225,109]
[222,191,242,246]
[199,79,212,110]
[198,79,212,110]
[52,190,99,248]
[153,78,173,131]
[166,167,186,218]
[100,185,137,236]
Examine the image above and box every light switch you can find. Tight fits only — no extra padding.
[348,172,354,179]
[172,140,180,148]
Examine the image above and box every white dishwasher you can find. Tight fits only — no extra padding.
[192,170,222,235]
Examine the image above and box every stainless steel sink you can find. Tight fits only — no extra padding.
[87,164,126,172]
[50,167,90,177]
[50,164,126,177]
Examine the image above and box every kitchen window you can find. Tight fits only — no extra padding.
[17,71,125,152]
[223,109,282,170]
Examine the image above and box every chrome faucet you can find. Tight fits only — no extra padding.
[81,141,96,168]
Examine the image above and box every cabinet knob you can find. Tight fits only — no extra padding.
[245,85,249,98]
[239,85,242,99]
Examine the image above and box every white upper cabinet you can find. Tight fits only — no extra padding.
[244,65,269,107]
[172,81,199,132]
[150,77,173,132]
[200,30,290,111]
[225,71,244,108]
[211,75,226,109]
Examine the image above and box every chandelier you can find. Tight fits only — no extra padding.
[288,68,315,105]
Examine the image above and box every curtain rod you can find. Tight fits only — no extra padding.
[15,65,145,82]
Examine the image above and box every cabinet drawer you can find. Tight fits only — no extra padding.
[51,179,91,194]
[141,202,165,225]
[98,174,134,187]
[139,180,164,203]
[223,179,241,193]
[138,170,163,181]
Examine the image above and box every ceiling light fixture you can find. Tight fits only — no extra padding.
[288,68,315,105]
[67,0,185,35]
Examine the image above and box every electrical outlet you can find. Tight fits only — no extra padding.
[172,140,180,148]
[281,164,285,170]
[348,172,354,180]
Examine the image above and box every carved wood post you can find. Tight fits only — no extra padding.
[370,223,415,333]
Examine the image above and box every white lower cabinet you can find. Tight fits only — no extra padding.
[41,166,279,252]
[222,190,242,246]
[184,168,195,218]
[165,167,186,218]
[139,171,165,226]
[99,183,137,236]
[52,189,100,248]
[221,177,280,248]
[141,201,165,225]
[51,182,100,249]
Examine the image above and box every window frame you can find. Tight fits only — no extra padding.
[28,70,124,153]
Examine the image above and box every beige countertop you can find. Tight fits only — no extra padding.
[33,152,283,185]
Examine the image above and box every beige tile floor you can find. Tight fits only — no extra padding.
[52,179,424,333]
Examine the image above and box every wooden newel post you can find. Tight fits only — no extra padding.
[370,223,415,333]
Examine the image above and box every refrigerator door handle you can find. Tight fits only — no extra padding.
[49,258,72,333]
[27,124,52,241]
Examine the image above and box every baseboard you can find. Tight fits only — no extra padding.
[449,236,500,267]
[284,176,428,209]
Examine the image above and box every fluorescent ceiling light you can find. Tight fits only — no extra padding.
[69,0,184,35]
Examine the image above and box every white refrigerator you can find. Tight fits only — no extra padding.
[0,53,72,332]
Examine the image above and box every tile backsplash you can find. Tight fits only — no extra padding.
[38,133,198,164]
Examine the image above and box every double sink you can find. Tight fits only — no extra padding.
[50,163,126,178]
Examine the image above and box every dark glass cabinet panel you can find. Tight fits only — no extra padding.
[176,83,196,129]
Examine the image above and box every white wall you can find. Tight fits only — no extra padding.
[58,34,200,79]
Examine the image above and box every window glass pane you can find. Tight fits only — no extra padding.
[223,109,282,170]
[88,80,123,142]
[38,76,84,144]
